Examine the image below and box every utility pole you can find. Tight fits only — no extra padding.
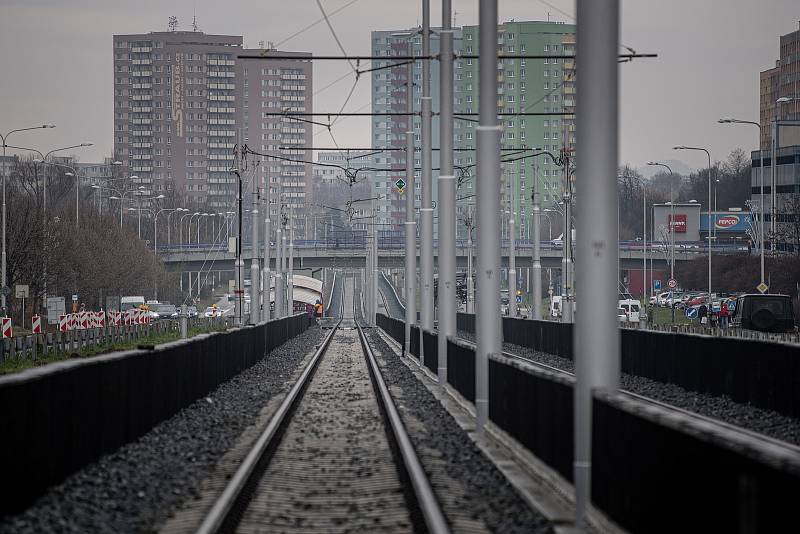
[561,151,574,323]
[436,0,455,383]
[372,206,378,325]
[465,207,475,313]
[532,157,542,320]
[509,175,518,318]
[282,220,288,316]
[250,176,260,324]
[404,58,418,356]
[234,169,244,327]
[475,0,501,433]
[420,0,434,334]
[275,224,284,319]
[574,0,621,528]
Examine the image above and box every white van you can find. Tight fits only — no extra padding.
[618,299,641,322]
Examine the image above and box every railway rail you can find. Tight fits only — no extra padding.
[196,274,449,533]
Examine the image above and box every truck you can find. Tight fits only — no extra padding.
[120,296,145,312]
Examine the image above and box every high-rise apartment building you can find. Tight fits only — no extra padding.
[113,32,314,236]
[113,31,242,208]
[239,50,313,238]
[370,27,463,234]
[458,20,576,238]
[371,21,575,240]
[760,21,800,150]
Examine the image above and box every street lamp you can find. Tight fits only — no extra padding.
[674,145,713,317]
[0,125,56,311]
[166,208,188,246]
[717,117,765,291]
[107,180,142,226]
[647,160,677,320]
[63,171,83,227]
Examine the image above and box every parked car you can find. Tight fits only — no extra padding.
[730,294,796,333]
[618,299,641,322]
[150,303,178,320]
[187,306,198,318]
[655,291,671,307]
[204,306,220,318]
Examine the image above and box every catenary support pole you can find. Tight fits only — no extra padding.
[420,0,434,335]
[532,158,542,320]
[404,59,417,357]
[263,185,271,322]
[282,230,288,316]
[372,205,378,325]
[289,205,294,316]
[234,172,244,326]
[436,0,455,383]
[275,225,284,319]
[574,0,621,528]
[509,187,517,318]
[466,208,474,313]
[250,177,260,324]
[475,0,501,434]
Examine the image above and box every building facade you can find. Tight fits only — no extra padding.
[239,50,313,239]
[113,31,243,208]
[760,21,800,149]
[113,32,314,237]
[370,20,575,241]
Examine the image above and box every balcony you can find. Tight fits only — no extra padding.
[207,59,235,66]
[131,118,153,125]
[132,106,153,113]
[132,59,152,65]
[208,107,236,114]
[131,46,152,53]
[131,130,153,137]
[132,83,152,90]
[208,153,235,160]
[208,166,231,172]
[207,83,235,90]
[207,118,235,125]
[131,154,153,160]
[131,94,152,100]
[131,70,152,77]
[208,142,235,149]
[132,166,153,172]
[281,74,306,80]
[132,142,153,148]
[208,130,235,137]
[207,70,235,78]
[208,94,235,101]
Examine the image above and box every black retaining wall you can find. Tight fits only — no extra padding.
[592,391,800,533]
[422,329,438,373]
[447,339,475,403]
[0,314,308,516]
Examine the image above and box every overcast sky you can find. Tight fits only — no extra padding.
[1,0,797,172]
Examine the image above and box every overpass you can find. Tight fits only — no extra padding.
[158,239,737,272]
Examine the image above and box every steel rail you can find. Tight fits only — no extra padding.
[356,321,451,534]
[196,319,341,534]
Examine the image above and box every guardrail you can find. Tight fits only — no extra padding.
[375,313,800,533]
[0,313,308,516]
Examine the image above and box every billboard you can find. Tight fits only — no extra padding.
[668,214,687,233]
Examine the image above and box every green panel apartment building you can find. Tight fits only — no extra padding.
[455,20,575,239]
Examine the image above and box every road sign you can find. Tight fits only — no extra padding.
[653,279,661,291]
[1,317,11,338]
[31,315,42,334]
[516,295,522,303]
[394,178,406,190]
[668,278,677,289]
[757,282,768,294]
[15,285,29,299]
[46,297,65,325]
[72,294,79,302]
[686,307,698,319]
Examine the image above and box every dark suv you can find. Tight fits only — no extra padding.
[730,294,796,333]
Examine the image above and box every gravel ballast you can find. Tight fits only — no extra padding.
[367,329,553,533]
[459,330,800,447]
[0,327,326,534]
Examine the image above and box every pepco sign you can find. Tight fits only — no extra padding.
[715,214,740,229]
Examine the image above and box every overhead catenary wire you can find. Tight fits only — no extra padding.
[275,0,362,48]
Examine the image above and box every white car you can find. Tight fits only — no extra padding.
[204,306,220,318]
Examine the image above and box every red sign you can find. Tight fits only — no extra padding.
[668,214,687,233]
[715,215,740,229]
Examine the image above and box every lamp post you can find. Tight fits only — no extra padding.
[107,181,142,226]
[674,145,713,315]
[166,208,188,246]
[648,160,677,321]
[717,118,765,291]
[179,211,196,246]
[0,125,56,311]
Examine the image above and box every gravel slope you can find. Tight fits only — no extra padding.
[368,330,553,533]
[459,330,800,446]
[378,272,406,319]
[0,327,326,534]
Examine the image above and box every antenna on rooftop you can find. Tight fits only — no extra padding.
[168,16,178,32]
[192,0,199,32]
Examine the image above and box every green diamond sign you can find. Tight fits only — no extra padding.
[395,179,406,190]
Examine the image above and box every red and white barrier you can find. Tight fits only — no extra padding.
[79,311,89,330]
[31,315,42,334]
[59,314,68,332]
[1,317,11,338]
[97,311,106,328]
